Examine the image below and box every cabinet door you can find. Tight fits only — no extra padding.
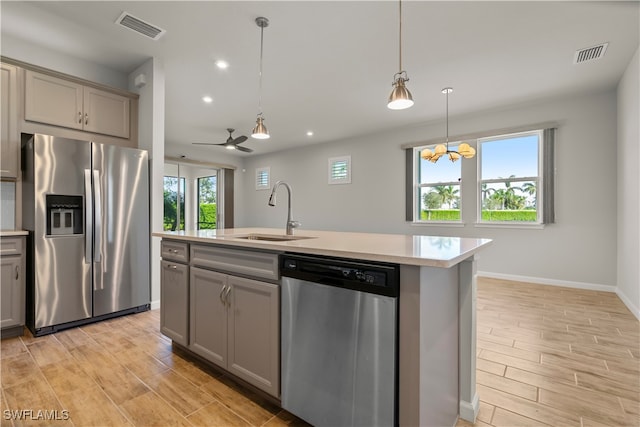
[160,260,189,346]
[83,87,130,138]
[1,63,19,178]
[25,70,83,131]
[227,276,280,397]
[1,255,24,329]
[189,267,227,368]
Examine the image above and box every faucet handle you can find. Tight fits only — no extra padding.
[288,220,301,229]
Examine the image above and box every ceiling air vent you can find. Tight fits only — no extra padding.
[573,43,608,64]
[115,11,166,41]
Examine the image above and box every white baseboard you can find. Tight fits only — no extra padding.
[615,288,640,320]
[150,300,160,310]
[459,393,479,423]
[477,271,616,293]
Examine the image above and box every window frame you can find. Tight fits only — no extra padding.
[196,175,217,230]
[476,129,544,226]
[407,127,552,227]
[256,167,270,190]
[328,156,351,185]
[412,145,464,225]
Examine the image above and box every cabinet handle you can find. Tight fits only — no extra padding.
[169,264,177,270]
[219,285,227,305]
[85,113,89,125]
[224,286,232,307]
[78,112,82,123]
[15,266,19,280]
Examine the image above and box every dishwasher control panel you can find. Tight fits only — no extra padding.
[281,253,399,297]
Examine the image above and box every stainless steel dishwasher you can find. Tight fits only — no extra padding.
[280,253,399,427]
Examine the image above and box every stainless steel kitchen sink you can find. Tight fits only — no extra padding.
[231,233,316,242]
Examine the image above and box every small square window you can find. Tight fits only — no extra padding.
[328,156,351,185]
[256,167,270,190]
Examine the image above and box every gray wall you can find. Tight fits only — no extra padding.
[239,89,619,289]
[617,47,640,317]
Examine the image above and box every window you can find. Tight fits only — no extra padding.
[328,156,351,184]
[479,130,541,223]
[407,127,554,226]
[415,144,462,222]
[197,175,217,230]
[256,167,270,190]
[163,176,185,231]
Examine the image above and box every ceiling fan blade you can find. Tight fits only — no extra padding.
[232,135,248,144]
[235,145,253,153]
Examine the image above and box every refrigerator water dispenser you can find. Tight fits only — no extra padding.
[46,195,83,236]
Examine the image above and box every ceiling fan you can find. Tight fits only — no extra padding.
[193,128,253,153]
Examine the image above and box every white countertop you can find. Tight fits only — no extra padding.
[153,228,492,268]
[0,230,28,237]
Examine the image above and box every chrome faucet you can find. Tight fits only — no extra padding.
[268,181,301,235]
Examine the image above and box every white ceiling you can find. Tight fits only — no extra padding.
[2,1,638,158]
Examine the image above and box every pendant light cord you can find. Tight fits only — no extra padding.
[445,89,449,149]
[398,0,403,73]
[258,24,264,115]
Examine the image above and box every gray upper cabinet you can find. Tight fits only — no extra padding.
[1,237,25,336]
[1,63,19,179]
[25,70,130,139]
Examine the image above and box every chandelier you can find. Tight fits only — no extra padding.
[421,87,475,163]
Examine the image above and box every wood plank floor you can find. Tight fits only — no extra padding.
[457,278,640,427]
[1,277,638,426]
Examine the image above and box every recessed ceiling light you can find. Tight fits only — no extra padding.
[306,131,314,136]
[215,60,229,69]
[202,96,213,103]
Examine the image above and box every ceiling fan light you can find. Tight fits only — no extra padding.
[225,144,236,150]
[251,116,270,139]
[387,77,414,110]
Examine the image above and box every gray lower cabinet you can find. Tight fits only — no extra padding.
[190,266,280,397]
[160,260,189,346]
[1,237,25,337]
[160,240,190,346]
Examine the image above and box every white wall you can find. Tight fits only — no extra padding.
[1,34,128,89]
[128,58,165,310]
[616,47,640,318]
[240,90,619,289]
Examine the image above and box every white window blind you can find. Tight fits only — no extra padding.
[256,167,270,190]
[328,156,351,185]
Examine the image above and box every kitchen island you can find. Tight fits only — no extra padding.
[153,227,491,426]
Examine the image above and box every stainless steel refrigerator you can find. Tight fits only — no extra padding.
[22,134,150,336]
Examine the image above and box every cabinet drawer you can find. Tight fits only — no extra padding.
[0,237,23,256]
[161,240,189,263]
[191,245,279,281]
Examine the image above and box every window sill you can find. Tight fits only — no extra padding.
[474,222,545,230]
[411,221,466,228]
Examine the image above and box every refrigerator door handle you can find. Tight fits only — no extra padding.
[93,170,103,263]
[84,169,93,264]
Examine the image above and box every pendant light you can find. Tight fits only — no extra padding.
[387,0,414,110]
[251,17,270,139]
[421,88,476,163]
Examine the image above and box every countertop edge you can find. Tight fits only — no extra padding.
[0,230,29,237]
[152,229,492,268]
